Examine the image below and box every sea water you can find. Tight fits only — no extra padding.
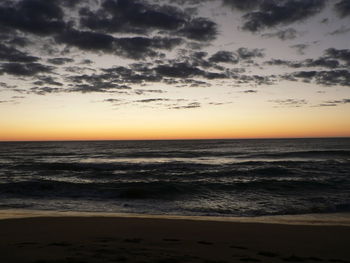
[0,138,349,217]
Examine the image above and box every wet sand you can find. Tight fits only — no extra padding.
[0,210,349,263]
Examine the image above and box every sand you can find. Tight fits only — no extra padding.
[0,210,349,263]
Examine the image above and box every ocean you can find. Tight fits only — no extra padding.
[0,138,349,217]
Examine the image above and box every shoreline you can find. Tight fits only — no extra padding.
[1,209,350,226]
[0,210,349,262]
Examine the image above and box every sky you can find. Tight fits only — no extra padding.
[0,0,349,141]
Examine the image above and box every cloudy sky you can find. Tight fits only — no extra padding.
[0,0,349,140]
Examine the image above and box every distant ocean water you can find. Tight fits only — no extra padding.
[0,138,349,217]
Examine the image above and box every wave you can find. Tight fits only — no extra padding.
[3,149,349,160]
[0,176,347,200]
[242,150,350,159]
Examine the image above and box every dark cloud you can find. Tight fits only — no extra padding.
[177,17,217,41]
[6,36,31,47]
[232,73,275,85]
[0,0,66,36]
[223,0,261,11]
[0,43,39,63]
[0,100,13,104]
[209,51,239,64]
[80,59,94,65]
[47,57,74,65]
[304,58,340,69]
[264,59,303,68]
[114,36,183,59]
[236,47,264,59]
[87,0,187,33]
[170,102,201,109]
[30,86,62,95]
[61,0,81,8]
[104,98,122,103]
[324,48,350,66]
[56,29,182,59]
[265,48,346,69]
[269,99,308,107]
[324,99,350,104]
[55,29,115,52]
[135,98,170,103]
[242,89,258,93]
[80,0,217,42]
[0,82,17,89]
[262,28,299,40]
[334,0,350,18]
[134,89,165,95]
[316,98,350,107]
[69,83,132,93]
[328,26,350,35]
[32,76,63,86]
[155,62,205,78]
[290,44,309,55]
[283,70,350,87]
[1,62,53,76]
[242,0,325,32]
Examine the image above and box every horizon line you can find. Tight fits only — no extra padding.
[1,136,349,143]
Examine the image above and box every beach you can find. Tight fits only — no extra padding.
[0,211,349,263]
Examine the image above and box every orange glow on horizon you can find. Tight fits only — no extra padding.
[1,122,349,141]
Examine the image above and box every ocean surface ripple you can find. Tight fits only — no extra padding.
[0,138,349,217]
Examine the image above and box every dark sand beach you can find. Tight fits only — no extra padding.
[0,211,349,263]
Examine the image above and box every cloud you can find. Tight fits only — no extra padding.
[283,70,350,87]
[135,98,170,103]
[324,99,350,104]
[328,26,350,35]
[0,82,17,89]
[265,48,347,69]
[47,57,74,65]
[0,100,13,104]
[262,28,300,40]
[222,0,261,11]
[81,0,186,34]
[170,102,201,109]
[0,43,39,63]
[316,98,350,107]
[269,99,308,107]
[177,17,217,41]
[264,59,303,68]
[242,89,258,93]
[1,62,53,76]
[290,44,309,55]
[80,0,217,42]
[56,29,183,59]
[155,62,206,78]
[324,48,350,66]
[209,51,239,64]
[30,86,62,95]
[68,83,131,93]
[334,0,350,18]
[236,47,264,59]
[242,0,325,32]
[55,29,115,52]
[0,0,66,36]
[303,58,340,68]
[32,76,63,86]
[114,36,183,59]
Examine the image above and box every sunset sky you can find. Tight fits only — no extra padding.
[0,0,349,141]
